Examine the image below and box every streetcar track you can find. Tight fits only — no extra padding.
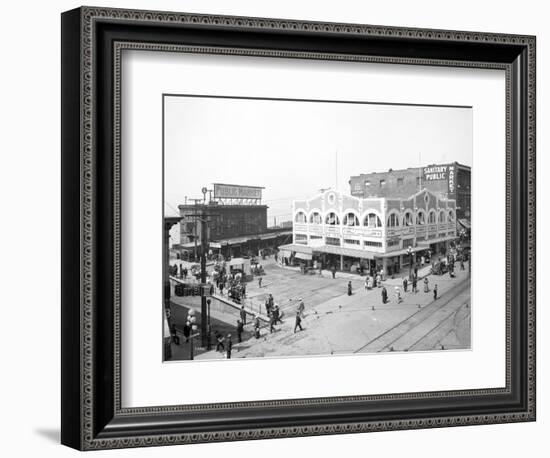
[403,303,470,351]
[354,278,470,353]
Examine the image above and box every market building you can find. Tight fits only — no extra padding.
[279,188,457,276]
[349,162,471,227]
[176,183,291,259]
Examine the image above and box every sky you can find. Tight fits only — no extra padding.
[164,95,472,226]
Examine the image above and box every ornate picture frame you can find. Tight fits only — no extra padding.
[61,6,536,450]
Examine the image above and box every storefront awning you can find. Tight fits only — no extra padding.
[378,245,427,258]
[312,244,376,260]
[458,219,471,230]
[278,244,313,255]
[295,252,313,260]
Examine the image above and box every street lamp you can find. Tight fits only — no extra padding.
[186,309,199,360]
[407,246,413,281]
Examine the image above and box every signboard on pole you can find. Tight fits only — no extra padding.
[213,183,263,200]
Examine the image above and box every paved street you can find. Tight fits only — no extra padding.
[168,256,471,360]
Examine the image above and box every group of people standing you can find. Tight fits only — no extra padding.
[379,275,438,305]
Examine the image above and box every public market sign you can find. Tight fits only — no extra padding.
[422,164,456,194]
[213,183,263,200]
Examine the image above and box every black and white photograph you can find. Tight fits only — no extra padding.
[163,95,472,361]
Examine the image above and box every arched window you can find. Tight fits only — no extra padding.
[416,210,426,225]
[363,213,382,228]
[438,210,446,223]
[403,211,413,226]
[448,209,455,222]
[428,210,436,224]
[309,212,322,224]
[325,212,340,225]
[295,211,307,223]
[387,213,400,227]
[343,212,360,226]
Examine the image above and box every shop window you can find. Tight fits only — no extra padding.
[326,237,341,246]
[363,213,382,227]
[295,211,307,223]
[364,240,382,248]
[403,238,415,249]
[343,212,360,226]
[387,239,400,247]
[295,234,308,244]
[343,239,360,245]
[448,209,455,222]
[325,212,340,225]
[387,213,400,227]
[309,212,322,224]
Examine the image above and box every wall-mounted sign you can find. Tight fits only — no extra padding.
[447,164,456,194]
[423,164,449,181]
[422,163,457,195]
[213,183,263,200]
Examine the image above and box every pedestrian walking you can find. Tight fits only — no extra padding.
[297,299,305,318]
[403,277,408,292]
[460,258,465,270]
[215,331,225,352]
[433,284,438,300]
[240,305,247,325]
[376,273,381,287]
[269,314,276,333]
[331,265,336,279]
[347,281,353,296]
[273,305,282,324]
[236,319,244,343]
[395,286,402,303]
[265,298,271,317]
[412,276,418,293]
[254,318,261,339]
[226,334,233,359]
[424,277,429,292]
[183,267,188,279]
[294,311,303,333]
[381,286,388,304]
[258,276,262,288]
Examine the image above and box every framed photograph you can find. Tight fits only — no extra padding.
[61,6,536,450]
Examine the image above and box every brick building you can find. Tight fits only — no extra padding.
[177,184,291,258]
[349,162,471,221]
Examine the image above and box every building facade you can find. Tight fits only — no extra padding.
[280,189,457,275]
[177,183,291,258]
[349,162,471,220]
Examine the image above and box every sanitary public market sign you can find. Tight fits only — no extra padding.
[422,164,456,194]
[213,183,263,200]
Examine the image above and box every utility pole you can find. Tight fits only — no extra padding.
[184,200,219,349]
[189,199,202,261]
[200,204,208,348]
